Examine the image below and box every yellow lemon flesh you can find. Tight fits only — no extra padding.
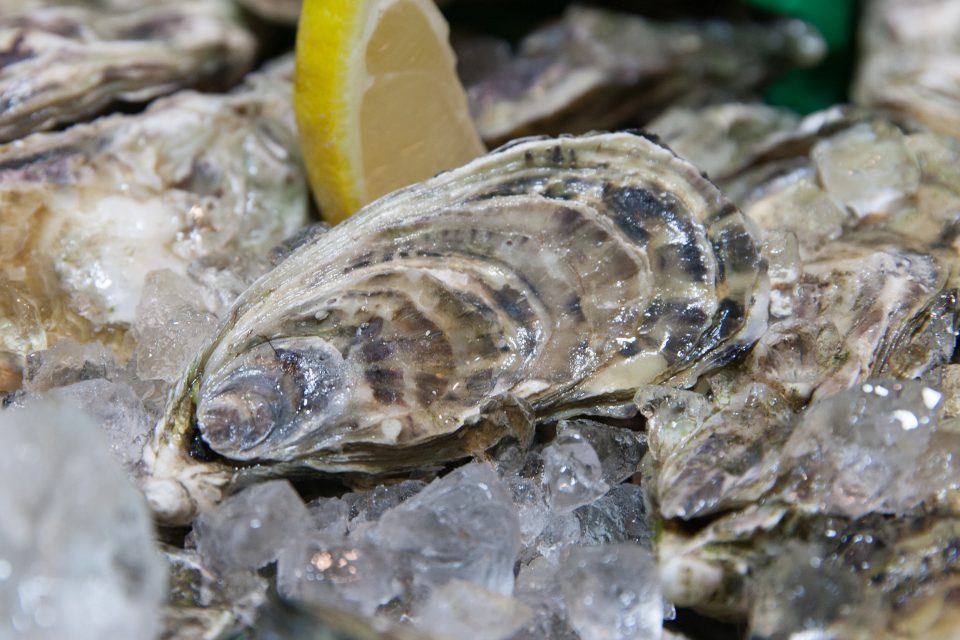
[294,0,486,224]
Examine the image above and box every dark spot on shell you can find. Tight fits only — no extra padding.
[602,185,668,244]
[566,293,586,322]
[365,367,404,404]
[465,369,495,394]
[0,32,34,68]
[524,150,534,163]
[492,285,534,324]
[551,145,564,164]
[361,339,392,362]
[714,299,746,340]
[712,202,739,221]
[358,317,383,339]
[655,243,708,282]
[414,372,447,406]
[556,207,584,235]
[618,341,640,357]
[713,225,759,274]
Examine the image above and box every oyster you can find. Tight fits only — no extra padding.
[466,5,825,146]
[853,0,960,139]
[0,57,309,385]
[0,0,255,141]
[143,131,768,524]
[235,0,302,24]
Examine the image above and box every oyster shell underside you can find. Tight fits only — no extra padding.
[145,131,767,523]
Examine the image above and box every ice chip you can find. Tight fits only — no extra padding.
[371,462,521,595]
[558,544,663,640]
[557,419,646,485]
[0,397,166,640]
[193,480,311,574]
[23,340,116,392]
[48,378,153,469]
[749,544,884,639]
[782,379,951,517]
[412,579,533,640]
[541,433,609,513]
[133,269,218,383]
[277,535,400,616]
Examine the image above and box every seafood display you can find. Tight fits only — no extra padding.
[0,57,308,388]
[1,2,960,639]
[143,130,767,524]
[854,0,960,139]
[465,5,825,146]
[0,0,255,141]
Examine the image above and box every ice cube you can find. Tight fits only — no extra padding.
[133,269,218,383]
[23,340,116,392]
[413,579,533,640]
[371,462,521,595]
[193,480,311,574]
[277,534,400,616]
[782,379,951,517]
[748,545,883,639]
[0,397,166,639]
[47,378,153,469]
[556,419,646,485]
[558,544,662,640]
[541,433,609,513]
[575,484,651,548]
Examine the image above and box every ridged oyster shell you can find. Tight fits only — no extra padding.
[466,5,824,146]
[0,57,308,377]
[0,0,255,141]
[144,131,768,524]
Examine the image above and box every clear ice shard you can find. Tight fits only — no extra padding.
[781,379,953,517]
[133,269,218,384]
[22,340,116,392]
[370,462,521,595]
[412,579,533,640]
[48,378,153,469]
[541,431,610,514]
[749,545,883,640]
[193,480,311,574]
[0,397,166,640]
[276,534,400,617]
[558,544,662,640]
[556,420,646,485]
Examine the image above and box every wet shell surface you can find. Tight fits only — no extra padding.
[145,130,768,524]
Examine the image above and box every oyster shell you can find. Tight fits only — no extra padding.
[143,131,768,524]
[466,5,825,146]
[654,381,960,638]
[0,0,255,141]
[853,0,960,139]
[0,57,308,383]
[235,0,301,24]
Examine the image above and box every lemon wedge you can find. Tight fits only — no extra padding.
[294,0,486,224]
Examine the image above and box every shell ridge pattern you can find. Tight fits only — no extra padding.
[148,131,766,522]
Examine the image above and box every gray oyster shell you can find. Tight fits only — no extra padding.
[0,57,308,374]
[466,5,825,146]
[853,0,960,140]
[144,131,768,524]
[0,0,255,141]
[235,0,301,24]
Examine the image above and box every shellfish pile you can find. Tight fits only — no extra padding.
[1,2,959,640]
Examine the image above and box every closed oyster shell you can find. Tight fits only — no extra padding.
[0,57,308,374]
[853,0,960,140]
[466,5,824,146]
[144,131,767,524]
[0,0,255,141]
